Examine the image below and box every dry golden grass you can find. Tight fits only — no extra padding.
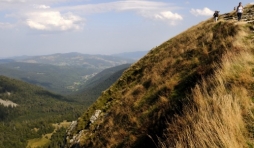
[161,51,254,148]
[75,18,254,148]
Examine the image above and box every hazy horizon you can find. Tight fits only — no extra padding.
[0,50,149,59]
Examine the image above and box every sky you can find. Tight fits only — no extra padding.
[0,0,253,58]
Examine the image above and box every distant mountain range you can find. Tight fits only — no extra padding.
[2,51,148,64]
[14,52,135,68]
[0,52,136,94]
[0,59,15,64]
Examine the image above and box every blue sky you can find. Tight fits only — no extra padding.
[0,0,253,58]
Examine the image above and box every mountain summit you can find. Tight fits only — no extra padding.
[65,4,254,148]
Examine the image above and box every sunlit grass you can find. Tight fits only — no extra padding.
[160,51,254,148]
[73,10,254,147]
[27,137,50,148]
[27,120,71,148]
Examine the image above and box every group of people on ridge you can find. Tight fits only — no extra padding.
[213,2,244,22]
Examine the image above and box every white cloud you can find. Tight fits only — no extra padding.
[0,0,68,3]
[33,5,50,9]
[155,11,183,20]
[26,11,84,31]
[0,1,84,31]
[0,22,14,29]
[60,1,183,25]
[1,0,183,31]
[0,0,71,11]
[1,0,26,2]
[120,1,183,24]
[190,7,214,16]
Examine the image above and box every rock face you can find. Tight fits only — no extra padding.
[0,99,18,107]
[90,110,101,123]
[65,121,81,148]
[65,110,102,148]
[67,121,77,136]
[0,92,18,108]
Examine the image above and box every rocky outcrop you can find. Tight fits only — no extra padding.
[89,110,101,123]
[65,110,102,148]
[0,99,18,107]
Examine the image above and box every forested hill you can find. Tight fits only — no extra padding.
[72,64,131,104]
[0,75,86,148]
[65,4,254,148]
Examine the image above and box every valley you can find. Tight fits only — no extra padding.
[0,52,139,148]
[0,52,136,95]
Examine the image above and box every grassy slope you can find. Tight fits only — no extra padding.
[71,12,254,148]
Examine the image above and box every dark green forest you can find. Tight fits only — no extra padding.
[0,75,87,148]
[0,63,129,148]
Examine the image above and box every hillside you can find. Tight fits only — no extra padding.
[65,4,254,148]
[0,75,86,148]
[72,64,131,104]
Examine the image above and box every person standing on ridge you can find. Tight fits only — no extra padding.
[213,11,219,22]
[236,2,244,21]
